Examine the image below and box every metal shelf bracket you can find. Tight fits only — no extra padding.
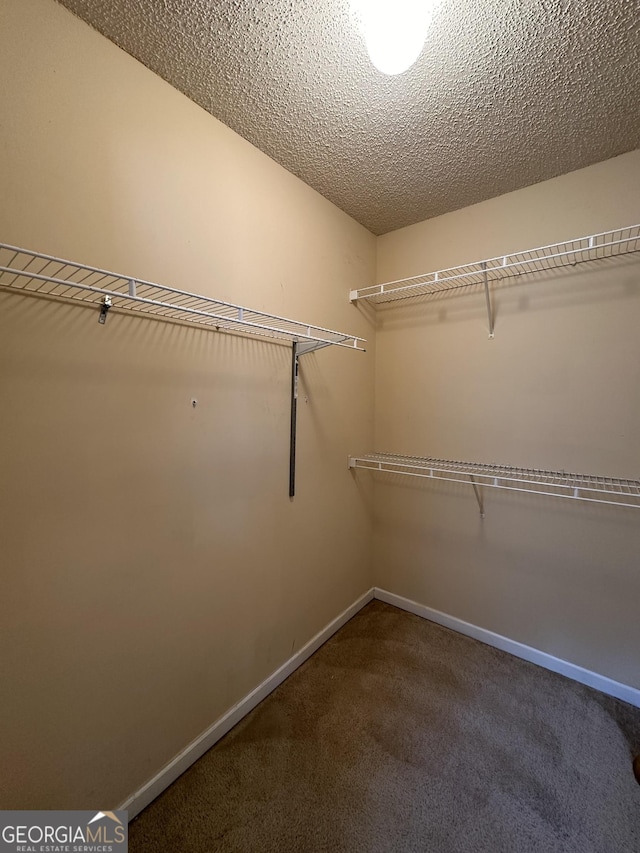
[469,475,485,518]
[481,262,494,339]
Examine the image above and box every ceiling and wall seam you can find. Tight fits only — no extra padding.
[55,0,640,235]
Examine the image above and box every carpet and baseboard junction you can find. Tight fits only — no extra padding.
[126,592,640,853]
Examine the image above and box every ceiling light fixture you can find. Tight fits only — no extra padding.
[349,0,440,76]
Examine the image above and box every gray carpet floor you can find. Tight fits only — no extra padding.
[129,601,640,852]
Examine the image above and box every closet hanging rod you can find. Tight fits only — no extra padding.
[0,242,366,354]
[348,453,640,513]
[349,223,640,305]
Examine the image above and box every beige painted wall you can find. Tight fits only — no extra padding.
[0,0,375,809]
[374,150,640,688]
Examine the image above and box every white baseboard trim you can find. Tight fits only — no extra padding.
[374,587,640,709]
[119,587,374,819]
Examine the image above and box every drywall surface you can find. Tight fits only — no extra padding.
[0,0,375,809]
[373,150,640,689]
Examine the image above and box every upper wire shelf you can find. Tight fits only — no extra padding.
[349,224,640,305]
[348,453,640,513]
[0,242,365,355]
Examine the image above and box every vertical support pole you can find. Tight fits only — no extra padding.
[482,262,494,339]
[289,342,299,498]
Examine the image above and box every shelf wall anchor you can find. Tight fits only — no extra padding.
[99,295,112,325]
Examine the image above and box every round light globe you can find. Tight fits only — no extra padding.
[350,0,438,76]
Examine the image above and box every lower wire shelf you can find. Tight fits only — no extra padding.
[348,453,640,514]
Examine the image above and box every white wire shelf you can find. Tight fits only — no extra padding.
[348,453,640,514]
[349,224,640,306]
[0,242,366,355]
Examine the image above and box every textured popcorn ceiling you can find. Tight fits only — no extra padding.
[57,0,640,235]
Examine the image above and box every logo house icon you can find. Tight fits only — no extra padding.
[85,811,127,846]
[88,812,123,826]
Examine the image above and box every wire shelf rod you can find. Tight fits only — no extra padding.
[357,453,640,494]
[348,454,640,510]
[3,247,352,336]
[0,242,365,353]
[0,265,360,348]
[349,224,640,304]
